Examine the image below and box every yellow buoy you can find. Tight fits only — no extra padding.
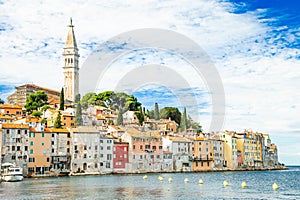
[143,175,148,179]
[168,177,173,183]
[223,180,229,187]
[184,178,189,183]
[272,182,279,190]
[198,179,204,184]
[241,181,247,188]
[158,176,164,181]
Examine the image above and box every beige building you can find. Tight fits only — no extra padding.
[63,18,79,102]
[7,84,60,107]
[221,131,238,170]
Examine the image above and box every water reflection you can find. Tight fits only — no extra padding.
[0,170,300,199]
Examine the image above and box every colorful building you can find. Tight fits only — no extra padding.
[191,137,214,171]
[113,140,129,172]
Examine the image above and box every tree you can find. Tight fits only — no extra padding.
[0,98,4,104]
[180,107,187,132]
[154,103,160,120]
[146,109,154,118]
[136,107,145,125]
[32,111,42,118]
[116,109,123,126]
[187,115,202,133]
[25,90,48,114]
[81,92,97,109]
[75,94,82,126]
[160,107,181,125]
[59,88,64,110]
[125,95,141,111]
[94,91,114,108]
[54,111,62,128]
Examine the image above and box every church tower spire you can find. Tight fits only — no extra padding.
[62,17,79,102]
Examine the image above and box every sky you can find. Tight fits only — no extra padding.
[0,0,299,165]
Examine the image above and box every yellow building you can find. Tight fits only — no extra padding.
[221,131,238,170]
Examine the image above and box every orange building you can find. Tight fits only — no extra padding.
[191,137,214,171]
[28,127,51,176]
[0,104,24,117]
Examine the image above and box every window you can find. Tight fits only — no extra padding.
[6,130,9,134]
[100,162,103,166]
[100,154,103,158]
[95,163,98,168]
[28,167,34,172]
[42,142,44,146]
[24,146,28,151]
[12,146,15,151]
[29,132,35,137]
[100,140,103,143]
[152,146,156,150]
[140,145,143,150]
[106,162,110,168]
[113,154,116,158]
[107,146,111,150]
[30,141,34,146]
[133,155,135,159]
[67,148,70,153]
[74,145,78,150]
[95,146,98,151]
[133,145,135,150]
[52,133,54,137]
[18,130,21,134]
[140,155,143,159]
[157,155,160,159]
[124,154,127,158]
[83,154,87,158]
[107,154,112,160]
[124,147,127,151]
[84,145,87,150]
[42,133,45,137]
[94,154,97,158]
[29,157,35,162]
[47,157,50,162]
[67,141,70,145]
[30,149,34,154]
[11,155,16,160]
[159,146,162,150]
[113,147,116,151]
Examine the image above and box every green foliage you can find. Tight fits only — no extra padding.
[125,95,141,111]
[75,93,81,104]
[113,92,130,110]
[0,98,4,104]
[154,103,160,120]
[25,90,48,114]
[75,102,82,126]
[94,91,114,108]
[187,115,202,133]
[146,109,154,118]
[32,111,42,118]
[180,107,187,132]
[136,107,145,125]
[116,109,123,126]
[54,111,62,128]
[81,92,97,109]
[59,88,64,110]
[160,107,182,125]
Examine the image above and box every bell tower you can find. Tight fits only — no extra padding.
[62,18,79,102]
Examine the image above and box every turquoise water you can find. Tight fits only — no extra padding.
[0,167,299,199]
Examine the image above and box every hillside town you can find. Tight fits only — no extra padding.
[0,19,284,178]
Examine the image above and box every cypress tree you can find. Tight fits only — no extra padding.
[54,111,62,128]
[154,102,160,120]
[75,102,82,126]
[59,88,64,110]
[180,107,187,132]
[116,109,123,126]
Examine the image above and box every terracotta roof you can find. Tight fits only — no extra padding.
[44,128,69,133]
[0,115,14,120]
[168,136,191,142]
[0,104,23,109]
[1,123,29,129]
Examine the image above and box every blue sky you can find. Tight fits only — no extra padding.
[0,0,299,164]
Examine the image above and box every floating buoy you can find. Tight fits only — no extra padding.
[143,175,148,179]
[168,177,173,183]
[272,182,279,190]
[223,180,229,187]
[184,178,189,183]
[198,179,204,184]
[241,181,247,188]
[158,176,164,181]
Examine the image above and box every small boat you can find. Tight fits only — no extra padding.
[1,163,24,182]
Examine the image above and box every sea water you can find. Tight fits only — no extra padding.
[0,167,299,199]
